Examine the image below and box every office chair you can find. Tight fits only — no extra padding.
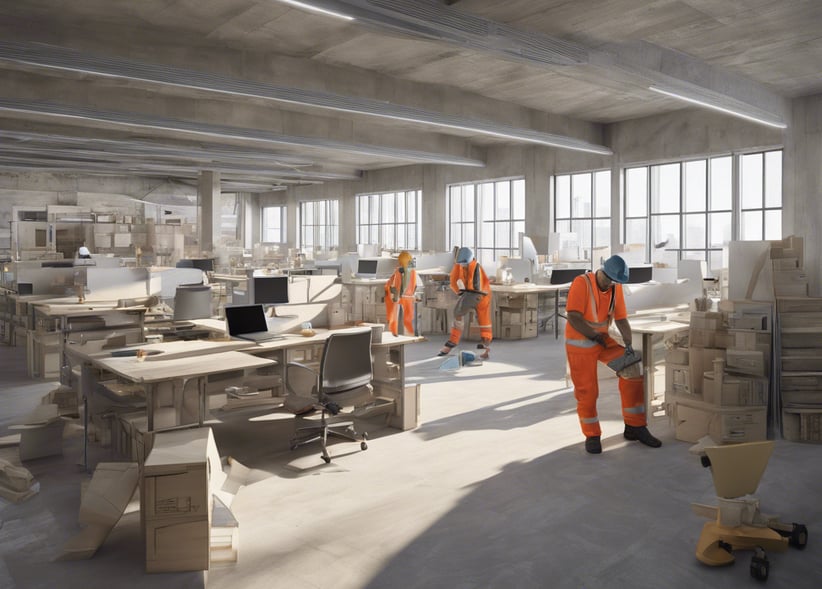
[285,328,375,463]
[691,440,808,581]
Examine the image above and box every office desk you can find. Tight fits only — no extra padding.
[65,340,275,432]
[242,328,424,430]
[631,317,690,419]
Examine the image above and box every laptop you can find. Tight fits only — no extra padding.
[224,304,284,342]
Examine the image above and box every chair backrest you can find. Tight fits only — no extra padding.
[320,328,373,394]
[173,285,213,321]
[549,267,587,285]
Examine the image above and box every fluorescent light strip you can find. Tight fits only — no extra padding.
[649,86,787,129]
[276,0,354,21]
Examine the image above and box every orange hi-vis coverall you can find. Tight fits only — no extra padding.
[565,272,645,438]
[384,267,417,336]
[445,259,493,346]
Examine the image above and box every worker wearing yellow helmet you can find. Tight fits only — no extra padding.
[384,250,418,336]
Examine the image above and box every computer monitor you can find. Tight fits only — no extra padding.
[357,259,379,277]
[627,266,654,284]
[549,268,587,285]
[177,258,215,272]
[173,285,213,321]
[252,275,289,305]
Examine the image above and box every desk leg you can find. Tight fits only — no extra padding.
[147,384,155,432]
[554,291,559,340]
[198,377,206,426]
[642,332,654,420]
[80,361,94,472]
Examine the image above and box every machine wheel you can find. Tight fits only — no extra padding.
[360,441,368,451]
[790,523,808,549]
[750,548,769,581]
[321,455,331,464]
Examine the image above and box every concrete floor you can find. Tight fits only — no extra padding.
[1,335,820,589]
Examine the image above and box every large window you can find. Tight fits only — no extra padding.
[447,178,525,267]
[741,150,782,241]
[261,205,285,243]
[355,190,421,251]
[623,149,781,271]
[553,170,611,266]
[299,199,338,253]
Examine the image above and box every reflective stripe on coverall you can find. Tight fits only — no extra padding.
[384,268,417,336]
[565,272,645,437]
[446,259,492,346]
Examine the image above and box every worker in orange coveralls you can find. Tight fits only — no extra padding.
[384,250,417,336]
[438,247,493,359]
[565,254,662,454]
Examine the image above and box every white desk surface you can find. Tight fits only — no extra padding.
[242,327,424,352]
[87,350,275,384]
[491,283,568,293]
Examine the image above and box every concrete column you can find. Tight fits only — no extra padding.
[525,146,550,253]
[422,165,446,251]
[198,171,220,254]
[786,95,822,295]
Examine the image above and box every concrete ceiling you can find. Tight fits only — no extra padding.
[0,0,818,193]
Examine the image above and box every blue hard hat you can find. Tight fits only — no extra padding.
[602,255,629,283]
[456,247,473,264]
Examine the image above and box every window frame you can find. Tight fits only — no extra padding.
[261,205,286,244]
[446,177,526,267]
[355,189,422,251]
[552,169,612,268]
[298,199,339,253]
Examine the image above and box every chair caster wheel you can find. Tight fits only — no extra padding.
[790,523,808,549]
[321,455,331,464]
[750,548,769,581]
[360,441,368,451]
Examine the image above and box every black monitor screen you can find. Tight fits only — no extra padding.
[225,304,268,336]
[627,266,653,284]
[253,276,289,305]
[190,258,215,272]
[550,268,587,285]
[17,282,33,295]
[177,258,214,272]
[357,259,379,275]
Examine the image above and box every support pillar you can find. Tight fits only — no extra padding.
[198,171,221,255]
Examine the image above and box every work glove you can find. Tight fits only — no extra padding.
[624,344,634,356]
[590,333,607,348]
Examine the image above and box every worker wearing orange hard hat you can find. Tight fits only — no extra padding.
[438,247,493,359]
[565,254,661,454]
[384,251,417,336]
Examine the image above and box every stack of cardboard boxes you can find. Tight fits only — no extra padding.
[666,301,772,444]
[493,291,539,340]
[778,296,822,442]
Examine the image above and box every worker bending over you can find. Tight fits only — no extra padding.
[438,247,493,359]
[565,255,661,454]
[384,250,417,336]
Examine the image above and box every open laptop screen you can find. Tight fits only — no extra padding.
[225,304,268,336]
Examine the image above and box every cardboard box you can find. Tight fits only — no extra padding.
[690,327,731,348]
[145,518,210,573]
[732,331,771,353]
[725,349,767,377]
[689,348,725,396]
[142,428,218,522]
[782,410,822,442]
[703,369,767,407]
[665,362,691,396]
[671,399,767,443]
[665,348,689,365]
[690,311,724,330]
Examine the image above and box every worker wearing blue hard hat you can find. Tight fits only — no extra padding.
[438,247,493,359]
[564,254,661,454]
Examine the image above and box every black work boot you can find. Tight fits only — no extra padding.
[624,425,662,448]
[585,436,602,454]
